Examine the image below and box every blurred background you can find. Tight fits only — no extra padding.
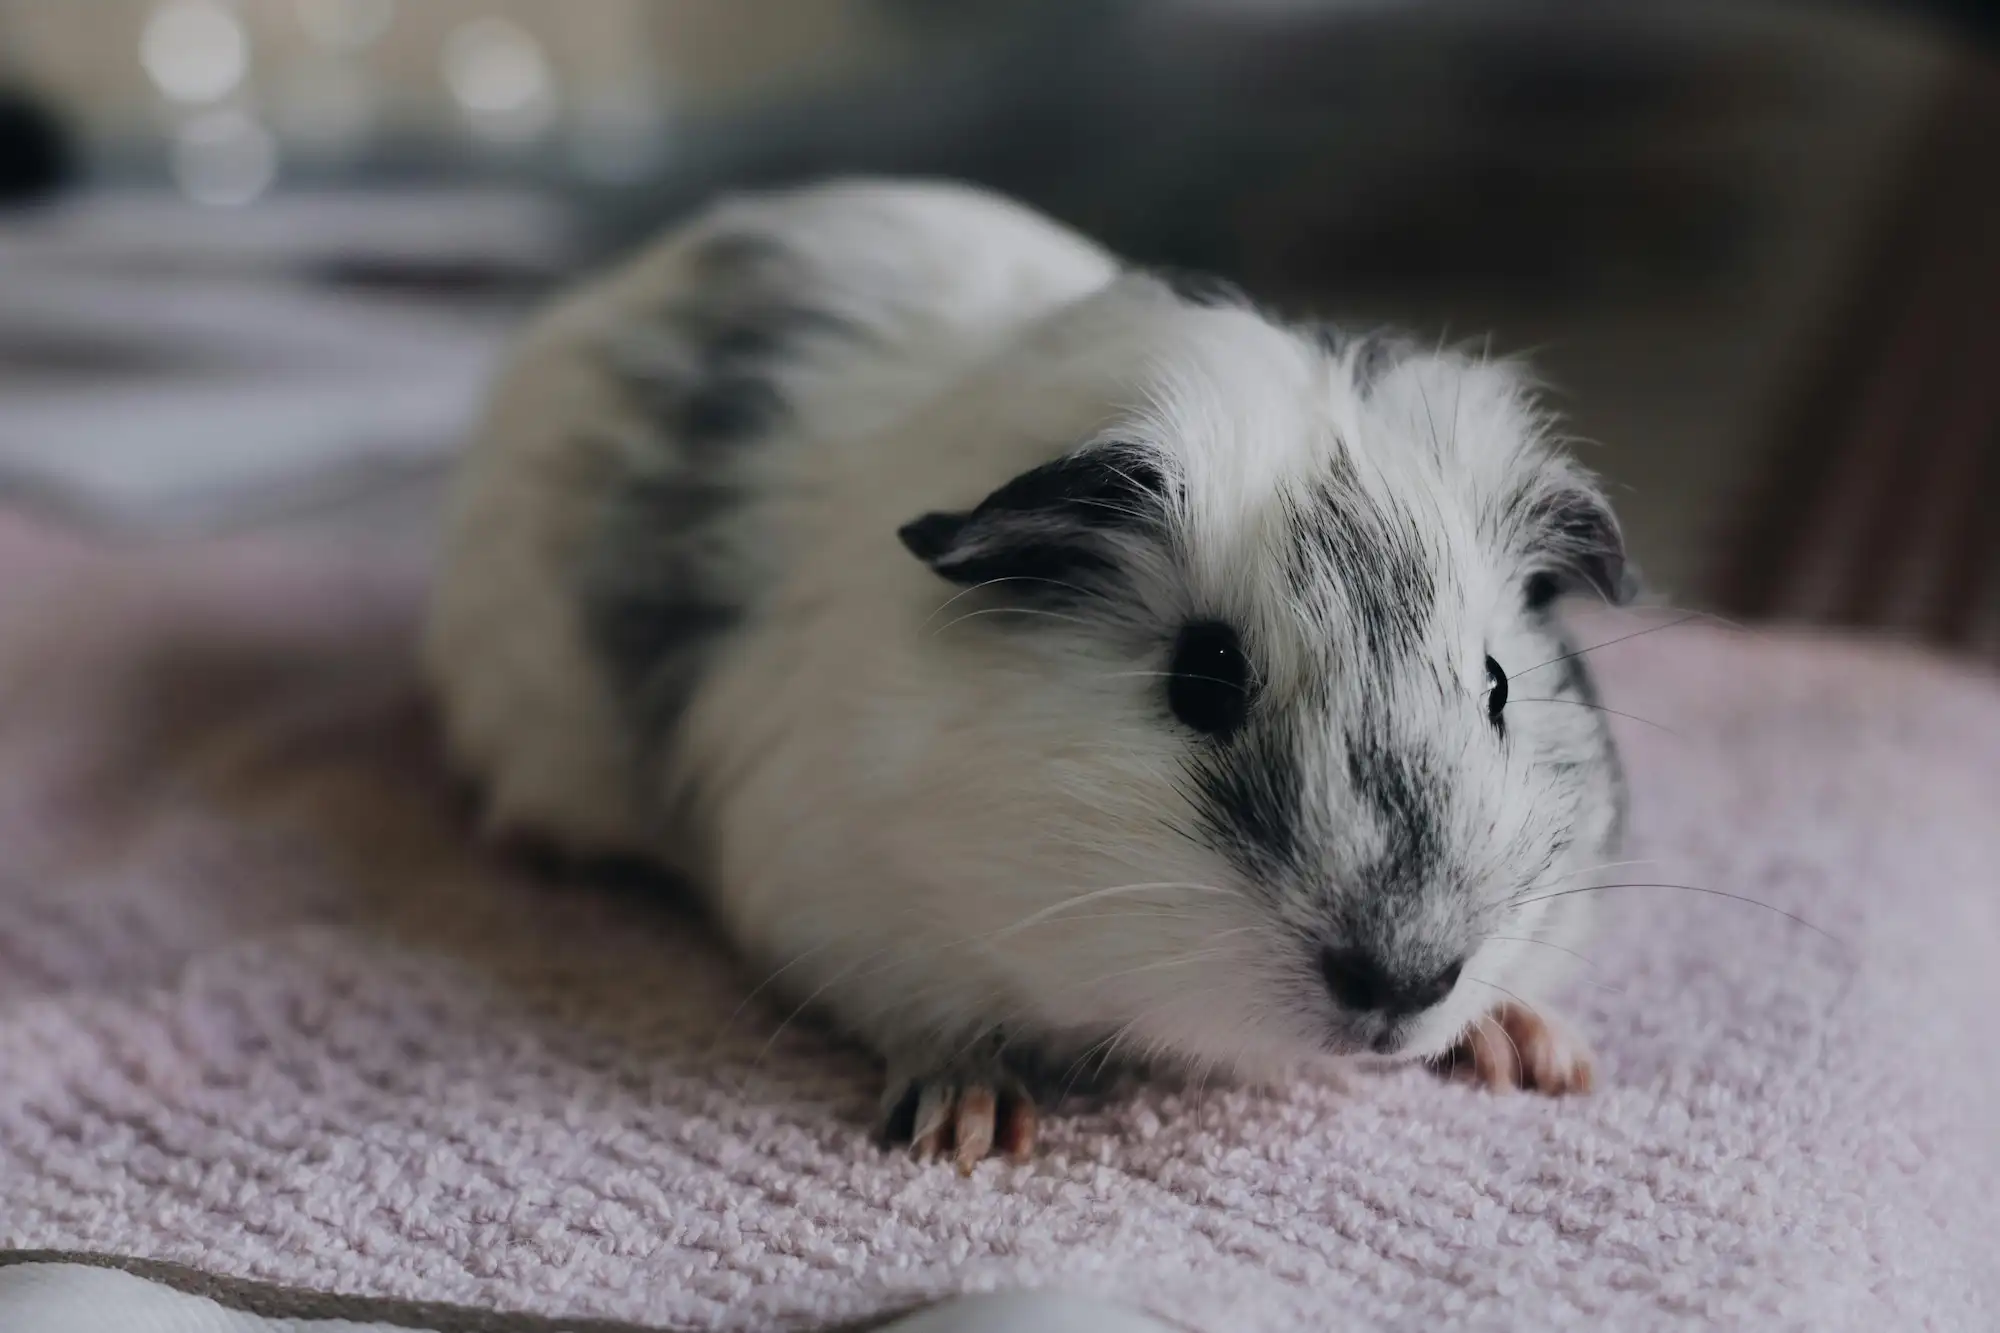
[1,0,1995,659]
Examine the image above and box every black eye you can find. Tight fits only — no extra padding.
[1484,655,1508,731]
[1168,621,1251,736]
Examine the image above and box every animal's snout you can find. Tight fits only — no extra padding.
[1319,946,1463,1018]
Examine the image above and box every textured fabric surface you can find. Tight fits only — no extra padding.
[0,511,1996,1332]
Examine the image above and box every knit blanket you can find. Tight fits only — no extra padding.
[1,510,1995,1332]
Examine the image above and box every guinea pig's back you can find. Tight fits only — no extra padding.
[423,179,1115,863]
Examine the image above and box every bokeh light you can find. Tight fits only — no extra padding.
[442,16,557,145]
[140,0,250,106]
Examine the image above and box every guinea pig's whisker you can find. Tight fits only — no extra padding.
[1068,1005,1180,1089]
[748,909,1031,1062]
[1509,882,1845,947]
[1510,857,1658,898]
[1083,984,1213,1080]
[990,881,1236,939]
[754,938,1003,1056]
[1558,856,1656,881]
[1073,930,1261,991]
[1463,974,1534,1009]
[748,937,915,1065]
[1061,1026,1133,1098]
[1186,1062,1214,1137]
[916,578,1011,632]
[746,884,1237,1061]
[1507,610,1739,683]
[724,903,976,1050]
[1482,935,1626,994]
[1092,950,1233,984]
[925,1001,1029,1074]
[1095,669,1245,691]
[916,575,1098,632]
[1460,978,1532,1066]
[1506,696,1682,737]
[1484,934,1602,972]
[1103,1021,1162,1077]
[992,909,1203,933]
[930,605,1095,637]
[713,936,848,1052]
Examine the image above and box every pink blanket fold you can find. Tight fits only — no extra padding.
[1,511,1995,1332]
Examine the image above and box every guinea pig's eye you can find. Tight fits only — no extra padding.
[1483,655,1509,731]
[1168,621,1251,737]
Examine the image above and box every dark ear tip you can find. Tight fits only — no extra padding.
[1524,555,1635,613]
[897,511,966,562]
[1578,551,1636,608]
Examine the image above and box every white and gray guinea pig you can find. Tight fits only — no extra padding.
[425,178,1632,1168]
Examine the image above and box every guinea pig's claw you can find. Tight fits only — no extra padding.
[951,1086,997,1169]
[995,1096,1038,1161]
[907,1082,953,1160]
[883,1074,1038,1170]
[1436,1001,1595,1096]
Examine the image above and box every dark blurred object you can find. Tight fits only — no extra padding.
[0,84,75,207]
[1718,62,2000,660]
[1905,0,2000,48]
[590,4,1788,317]
[0,191,569,536]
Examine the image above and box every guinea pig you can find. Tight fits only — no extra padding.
[424,178,1632,1170]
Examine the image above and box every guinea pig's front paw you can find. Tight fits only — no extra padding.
[1434,1002,1595,1096]
[879,1057,1038,1173]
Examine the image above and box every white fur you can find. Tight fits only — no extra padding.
[425,179,1617,1090]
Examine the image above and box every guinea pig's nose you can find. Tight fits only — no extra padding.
[1320,947,1463,1018]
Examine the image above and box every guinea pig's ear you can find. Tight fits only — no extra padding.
[897,449,1164,595]
[1522,479,1635,611]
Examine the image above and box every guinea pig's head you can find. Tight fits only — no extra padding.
[895,275,1632,1078]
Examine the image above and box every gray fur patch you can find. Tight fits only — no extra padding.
[1342,735,1446,921]
[577,229,857,750]
[1188,715,1307,884]
[578,470,744,743]
[1192,485,1437,886]
[611,257,854,450]
[1290,483,1437,669]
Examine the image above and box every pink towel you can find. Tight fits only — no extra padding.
[1,512,1995,1332]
